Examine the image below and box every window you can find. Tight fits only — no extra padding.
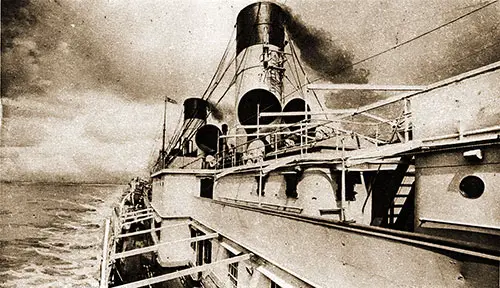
[459,175,485,199]
[284,173,299,198]
[255,174,270,196]
[203,240,212,264]
[336,172,359,201]
[190,228,198,250]
[228,252,238,287]
[200,178,214,199]
[283,167,303,198]
[271,282,282,288]
[155,220,161,240]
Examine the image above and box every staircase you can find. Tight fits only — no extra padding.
[387,165,415,230]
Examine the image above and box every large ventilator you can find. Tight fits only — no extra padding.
[183,98,221,156]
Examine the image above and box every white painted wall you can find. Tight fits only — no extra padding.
[150,168,498,287]
[153,174,199,267]
[415,146,500,230]
[412,68,500,140]
[188,199,499,287]
[153,174,198,216]
[296,168,337,216]
[157,218,193,267]
[214,167,340,217]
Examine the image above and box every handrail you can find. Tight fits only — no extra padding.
[219,196,303,213]
[419,217,500,231]
[421,125,500,142]
[99,218,111,288]
[215,118,387,168]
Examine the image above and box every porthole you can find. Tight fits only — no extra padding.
[459,175,485,199]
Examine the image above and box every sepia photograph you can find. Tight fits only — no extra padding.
[1,0,499,287]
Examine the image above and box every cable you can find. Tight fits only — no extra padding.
[349,0,498,69]
[282,0,498,98]
[164,46,242,167]
[165,0,498,169]
[162,27,238,167]
[202,26,236,100]
[416,39,500,82]
[221,0,498,159]
[289,39,326,115]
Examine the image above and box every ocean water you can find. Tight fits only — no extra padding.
[0,182,124,288]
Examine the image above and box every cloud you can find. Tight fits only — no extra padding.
[81,95,172,144]
[1,0,188,182]
[0,92,173,182]
[0,88,183,183]
[1,116,48,147]
[1,0,499,183]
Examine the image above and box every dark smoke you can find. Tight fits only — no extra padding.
[207,100,224,121]
[1,0,36,51]
[283,7,369,84]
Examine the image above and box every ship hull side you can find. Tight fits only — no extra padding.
[151,175,499,287]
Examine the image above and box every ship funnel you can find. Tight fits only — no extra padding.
[235,2,286,129]
[195,124,221,155]
[180,98,208,156]
[282,98,311,131]
[236,2,286,56]
[183,98,208,121]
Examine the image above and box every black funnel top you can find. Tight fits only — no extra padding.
[183,98,208,120]
[236,2,286,55]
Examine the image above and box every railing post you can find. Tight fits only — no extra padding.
[100,218,111,288]
[340,139,346,222]
[300,122,303,156]
[403,98,410,142]
[389,206,394,225]
[257,104,263,206]
[257,104,260,141]
[304,102,308,153]
[341,160,346,222]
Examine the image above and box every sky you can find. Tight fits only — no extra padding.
[1,0,499,183]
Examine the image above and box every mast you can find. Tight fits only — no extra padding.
[161,96,177,169]
[162,96,167,161]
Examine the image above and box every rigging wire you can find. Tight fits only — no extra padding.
[206,0,498,163]
[202,26,237,100]
[416,39,500,82]
[164,1,497,168]
[205,48,249,119]
[367,1,494,37]
[286,32,303,97]
[349,0,498,70]
[163,26,236,163]
[281,0,498,99]
[204,53,238,102]
[149,108,167,171]
[213,0,497,136]
[163,28,241,167]
[289,38,327,115]
[180,50,242,145]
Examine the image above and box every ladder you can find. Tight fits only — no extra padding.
[387,165,415,227]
